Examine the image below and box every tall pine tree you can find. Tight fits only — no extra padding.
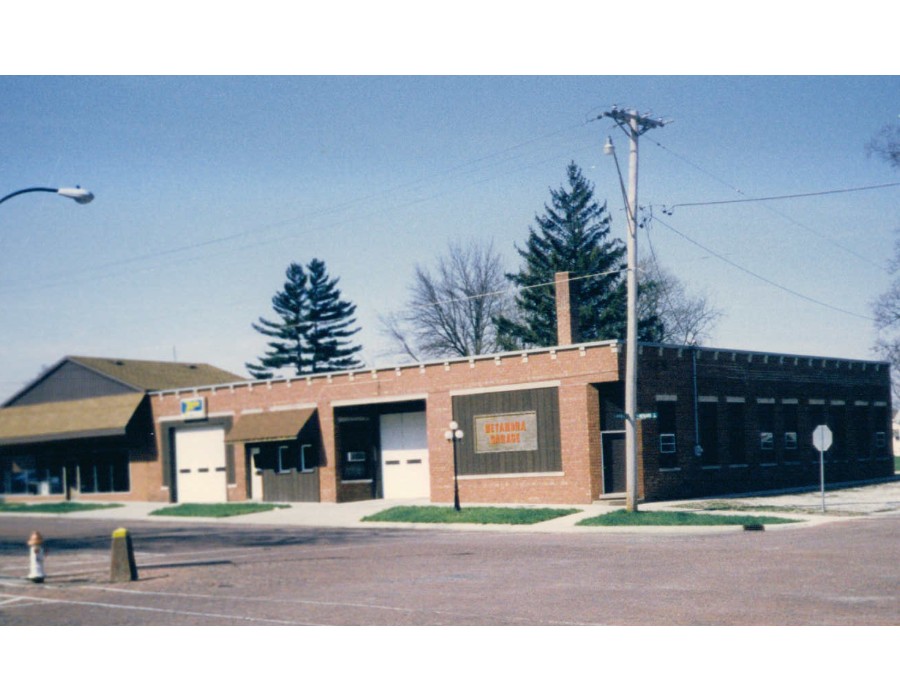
[304,258,364,372]
[495,162,663,349]
[246,259,363,379]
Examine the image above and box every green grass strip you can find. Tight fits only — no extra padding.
[150,503,289,518]
[0,502,123,514]
[577,509,799,527]
[362,505,581,525]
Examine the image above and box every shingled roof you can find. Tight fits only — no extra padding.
[69,356,245,391]
[0,393,145,445]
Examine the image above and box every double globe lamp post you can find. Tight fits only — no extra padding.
[444,420,464,512]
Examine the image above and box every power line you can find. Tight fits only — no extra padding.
[0,123,591,296]
[663,182,900,211]
[406,268,625,311]
[648,136,892,272]
[650,212,874,322]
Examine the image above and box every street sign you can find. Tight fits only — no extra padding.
[812,424,832,513]
[812,424,833,452]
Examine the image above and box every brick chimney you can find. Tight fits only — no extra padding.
[555,271,577,346]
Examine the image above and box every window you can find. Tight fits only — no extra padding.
[875,431,886,449]
[660,434,676,454]
[854,407,871,460]
[698,401,718,465]
[784,432,798,450]
[277,445,291,473]
[342,451,369,481]
[657,401,677,458]
[727,402,746,465]
[829,404,847,461]
[783,404,798,452]
[77,450,129,493]
[758,403,775,453]
[299,443,315,472]
[1,455,64,495]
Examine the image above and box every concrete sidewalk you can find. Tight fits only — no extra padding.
[5,477,898,532]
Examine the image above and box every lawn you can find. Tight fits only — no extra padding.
[362,505,581,525]
[576,509,799,527]
[0,502,123,514]
[150,503,289,518]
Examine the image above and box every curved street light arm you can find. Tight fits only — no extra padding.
[0,186,94,206]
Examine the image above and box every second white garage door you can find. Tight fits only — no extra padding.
[379,412,429,499]
[174,425,228,503]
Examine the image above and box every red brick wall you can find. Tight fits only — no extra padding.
[148,344,621,505]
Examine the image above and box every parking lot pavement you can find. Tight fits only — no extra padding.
[647,476,900,517]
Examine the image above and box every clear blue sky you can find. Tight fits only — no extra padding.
[1,74,897,402]
[1,3,897,404]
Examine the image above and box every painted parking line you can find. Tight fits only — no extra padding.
[0,590,308,625]
[80,584,582,625]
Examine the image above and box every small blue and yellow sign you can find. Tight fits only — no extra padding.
[180,396,206,420]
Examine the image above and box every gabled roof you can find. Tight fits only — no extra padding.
[2,356,247,408]
[68,356,245,391]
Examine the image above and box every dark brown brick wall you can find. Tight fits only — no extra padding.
[635,345,893,501]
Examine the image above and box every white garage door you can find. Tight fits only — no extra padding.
[174,425,228,503]
[380,412,429,499]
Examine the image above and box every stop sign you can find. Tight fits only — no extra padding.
[812,424,833,452]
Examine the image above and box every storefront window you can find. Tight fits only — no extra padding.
[78,450,129,493]
[1,455,64,495]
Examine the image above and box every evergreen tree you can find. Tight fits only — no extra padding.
[246,259,363,379]
[304,258,364,372]
[495,161,663,349]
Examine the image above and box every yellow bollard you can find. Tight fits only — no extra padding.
[27,531,46,583]
[110,527,138,582]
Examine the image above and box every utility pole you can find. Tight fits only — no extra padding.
[602,107,667,512]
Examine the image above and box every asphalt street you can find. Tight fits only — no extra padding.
[0,512,896,626]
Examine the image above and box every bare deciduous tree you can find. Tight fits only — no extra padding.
[638,255,722,346]
[867,124,900,170]
[869,123,900,399]
[381,240,511,362]
[872,237,900,400]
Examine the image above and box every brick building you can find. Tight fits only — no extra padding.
[1,276,893,506]
[0,356,244,500]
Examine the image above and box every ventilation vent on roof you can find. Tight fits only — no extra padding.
[188,365,198,369]
[114,361,125,366]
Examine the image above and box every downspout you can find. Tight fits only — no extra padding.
[693,347,703,458]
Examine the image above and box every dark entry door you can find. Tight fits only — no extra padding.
[337,417,378,499]
[602,431,626,494]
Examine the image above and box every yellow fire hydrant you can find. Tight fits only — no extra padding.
[27,531,46,583]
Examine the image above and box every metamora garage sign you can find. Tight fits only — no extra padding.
[474,411,538,453]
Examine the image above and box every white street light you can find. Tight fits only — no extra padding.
[0,186,95,206]
[55,187,95,204]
